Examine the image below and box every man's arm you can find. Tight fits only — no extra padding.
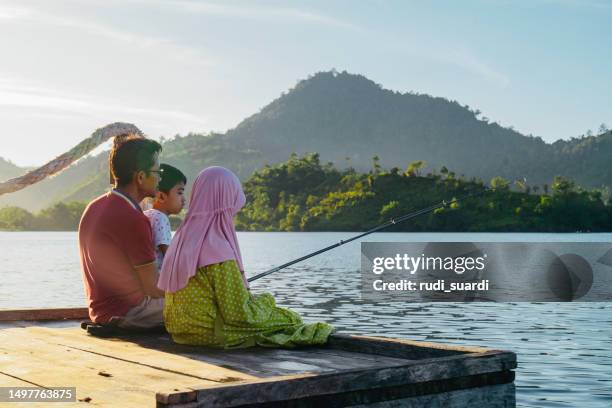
[135,262,165,298]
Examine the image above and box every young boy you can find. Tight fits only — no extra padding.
[144,164,186,272]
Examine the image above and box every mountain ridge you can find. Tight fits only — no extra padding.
[1,70,609,211]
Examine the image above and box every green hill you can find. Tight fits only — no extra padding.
[233,154,611,232]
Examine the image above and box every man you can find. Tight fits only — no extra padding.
[78,135,165,328]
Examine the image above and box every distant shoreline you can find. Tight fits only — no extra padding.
[2,155,610,233]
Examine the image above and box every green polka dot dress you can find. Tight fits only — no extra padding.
[163,260,334,348]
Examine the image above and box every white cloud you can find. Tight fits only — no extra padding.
[0,75,208,126]
[445,49,510,88]
[393,41,511,88]
[0,3,214,67]
[140,0,361,30]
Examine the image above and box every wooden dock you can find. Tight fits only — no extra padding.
[0,308,516,407]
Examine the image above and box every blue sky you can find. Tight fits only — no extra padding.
[0,0,610,166]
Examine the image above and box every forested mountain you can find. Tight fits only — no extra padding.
[225,71,610,189]
[1,70,609,212]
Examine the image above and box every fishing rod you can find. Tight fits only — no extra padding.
[248,188,490,282]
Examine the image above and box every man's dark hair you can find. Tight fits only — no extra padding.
[158,164,187,193]
[109,137,162,187]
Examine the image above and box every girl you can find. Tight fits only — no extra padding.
[158,166,334,348]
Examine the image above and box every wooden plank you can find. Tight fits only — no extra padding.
[161,372,515,407]
[0,329,219,406]
[128,337,412,376]
[0,307,89,322]
[302,347,412,363]
[0,372,38,387]
[348,382,515,408]
[259,348,410,372]
[13,326,256,383]
[327,333,492,359]
[158,350,516,406]
[21,325,409,378]
[94,329,413,377]
[154,347,410,377]
[138,347,329,378]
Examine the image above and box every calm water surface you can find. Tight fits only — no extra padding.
[1,232,611,407]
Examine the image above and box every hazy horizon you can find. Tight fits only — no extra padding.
[1,0,611,167]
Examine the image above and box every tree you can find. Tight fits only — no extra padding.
[0,207,34,230]
[35,202,86,230]
[598,123,609,135]
[490,176,510,191]
[514,178,530,194]
[405,160,426,177]
[551,176,575,196]
[380,200,400,218]
[371,155,381,175]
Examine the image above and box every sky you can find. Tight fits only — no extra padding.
[0,0,610,167]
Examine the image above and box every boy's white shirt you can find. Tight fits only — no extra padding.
[144,209,172,271]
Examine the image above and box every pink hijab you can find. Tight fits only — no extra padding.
[157,166,248,293]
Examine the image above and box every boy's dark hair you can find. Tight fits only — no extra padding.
[109,136,162,187]
[158,164,187,193]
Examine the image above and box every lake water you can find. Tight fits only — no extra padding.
[1,231,611,407]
